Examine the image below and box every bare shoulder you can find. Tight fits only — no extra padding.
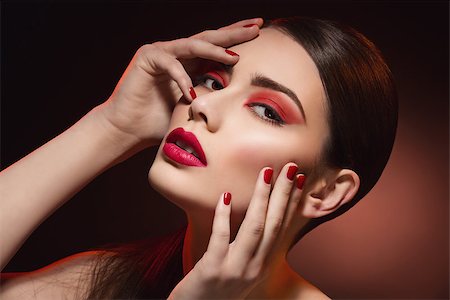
[294,278,331,300]
[0,251,106,300]
[287,267,331,300]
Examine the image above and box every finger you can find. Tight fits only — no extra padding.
[157,38,240,65]
[281,174,306,231]
[253,163,299,261]
[138,45,195,101]
[206,192,232,260]
[232,167,273,262]
[217,17,264,31]
[193,25,260,48]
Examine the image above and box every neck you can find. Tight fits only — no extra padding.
[182,214,212,274]
[181,210,311,298]
[181,207,247,274]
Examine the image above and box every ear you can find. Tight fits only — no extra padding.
[301,169,360,218]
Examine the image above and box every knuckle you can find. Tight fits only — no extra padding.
[280,185,293,197]
[198,29,213,39]
[213,228,229,240]
[197,257,220,280]
[187,38,202,52]
[138,43,157,54]
[245,267,266,284]
[246,221,265,236]
[267,217,283,234]
[223,269,244,282]
[245,270,260,283]
[245,263,266,283]
[152,41,164,48]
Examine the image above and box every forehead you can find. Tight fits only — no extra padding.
[229,27,326,122]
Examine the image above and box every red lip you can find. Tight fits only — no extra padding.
[163,127,207,167]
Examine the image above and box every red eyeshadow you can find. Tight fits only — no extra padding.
[245,91,303,124]
[206,71,227,87]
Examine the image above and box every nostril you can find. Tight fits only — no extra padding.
[187,107,207,123]
[199,112,208,123]
[188,107,194,121]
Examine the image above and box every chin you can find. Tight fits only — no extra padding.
[148,157,218,214]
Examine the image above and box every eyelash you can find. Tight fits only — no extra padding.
[195,74,224,90]
[195,74,285,126]
[248,103,285,126]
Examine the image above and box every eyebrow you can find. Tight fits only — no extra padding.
[251,73,306,121]
[216,64,306,121]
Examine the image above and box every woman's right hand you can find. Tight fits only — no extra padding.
[96,18,263,150]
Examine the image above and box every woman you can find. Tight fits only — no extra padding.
[0,16,397,299]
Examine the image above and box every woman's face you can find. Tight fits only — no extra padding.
[149,28,328,217]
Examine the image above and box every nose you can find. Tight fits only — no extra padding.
[188,90,226,132]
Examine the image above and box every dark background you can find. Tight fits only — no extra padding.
[1,1,448,299]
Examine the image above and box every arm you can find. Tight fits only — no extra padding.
[0,108,139,271]
[0,18,262,272]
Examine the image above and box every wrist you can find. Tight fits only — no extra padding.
[83,105,150,165]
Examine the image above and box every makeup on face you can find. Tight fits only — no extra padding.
[195,63,305,125]
[243,91,304,125]
[150,28,327,218]
[163,127,207,167]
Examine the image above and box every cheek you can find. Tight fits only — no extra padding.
[214,133,302,212]
[225,132,312,173]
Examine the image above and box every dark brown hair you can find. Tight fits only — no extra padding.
[86,17,398,298]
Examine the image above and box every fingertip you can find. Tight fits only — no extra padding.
[189,86,197,100]
[287,164,299,181]
[223,192,232,206]
[224,49,240,65]
[249,17,264,27]
[263,168,273,185]
[296,174,306,190]
[225,49,239,57]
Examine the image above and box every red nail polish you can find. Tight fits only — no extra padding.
[287,165,298,181]
[224,192,232,205]
[243,24,258,28]
[296,175,306,189]
[189,87,197,100]
[264,168,273,184]
[225,49,239,57]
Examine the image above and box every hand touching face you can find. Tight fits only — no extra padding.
[149,28,328,220]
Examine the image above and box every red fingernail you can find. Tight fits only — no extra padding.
[189,87,197,100]
[287,165,298,181]
[296,175,306,189]
[223,192,232,205]
[225,49,239,57]
[264,168,273,184]
[243,24,258,28]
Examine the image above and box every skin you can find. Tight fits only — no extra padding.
[150,28,331,298]
[0,18,359,299]
[149,28,328,215]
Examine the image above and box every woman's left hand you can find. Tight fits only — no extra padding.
[168,163,306,299]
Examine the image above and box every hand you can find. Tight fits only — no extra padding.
[168,163,307,299]
[96,18,263,150]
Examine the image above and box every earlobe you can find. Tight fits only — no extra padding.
[300,169,360,218]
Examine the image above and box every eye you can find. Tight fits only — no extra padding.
[196,74,224,90]
[248,103,285,126]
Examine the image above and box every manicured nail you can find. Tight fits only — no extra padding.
[225,49,239,57]
[243,24,258,28]
[223,192,232,205]
[264,168,273,184]
[189,87,197,100]
[287,165,298,181]
[296,175,306,189]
